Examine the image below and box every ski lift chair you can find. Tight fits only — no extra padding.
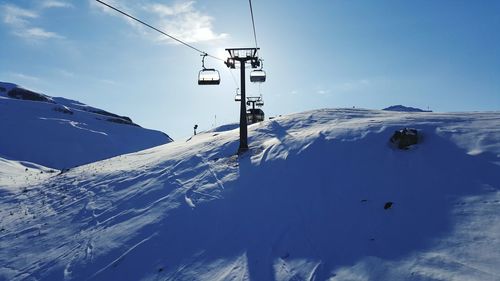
[234,88,241,101]
[246,108,265,124]
[198,54,220,85]
[198,69,220,85]
[250,69,266,83]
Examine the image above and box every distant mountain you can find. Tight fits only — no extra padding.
[0,81,172,169]
[383,105,432,112]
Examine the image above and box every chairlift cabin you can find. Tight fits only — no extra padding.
[247,108,265,124]
[246,96,264,107]
[198,68,220,85]
[234,88,241,101]
[250,69,266,83]
[198,53,220,85]
[246,96,264,124]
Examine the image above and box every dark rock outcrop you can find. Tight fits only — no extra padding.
[390,128,419,149]
[106,117,140,127]
[8,88,54,103]
[53,105,74,115]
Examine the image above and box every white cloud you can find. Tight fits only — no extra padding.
[1,3,63,41]
[146,2,228,43]
[41,1,74,9]
[317,89,330,95]
[90,0,228,43]
[2,4,38,26]
[147,2,195,16]
[16,27,64,40]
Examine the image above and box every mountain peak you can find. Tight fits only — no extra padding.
[383,105,432,112]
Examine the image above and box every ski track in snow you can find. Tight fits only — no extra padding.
[39,118,109,136]
[1,108,500,280]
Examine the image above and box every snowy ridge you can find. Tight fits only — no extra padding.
[0,158,56,193]
[1,108,500,280]
[0,82,172,169]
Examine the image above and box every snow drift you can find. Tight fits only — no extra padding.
[1,108,499,281]
[0,82,171,169]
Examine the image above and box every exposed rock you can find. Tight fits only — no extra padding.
[84,107,133,123]
[384,202,393,210]
[7,88,54,103]
[53,105,73,115]
[106,117,140,127]
[390,128,419,149]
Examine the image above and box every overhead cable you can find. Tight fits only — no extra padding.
[248,0,259,49]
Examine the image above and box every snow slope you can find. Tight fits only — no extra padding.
[1,108,500,281]
[0,82,171,169]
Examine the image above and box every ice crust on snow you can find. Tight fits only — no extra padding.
[1,108,500,281]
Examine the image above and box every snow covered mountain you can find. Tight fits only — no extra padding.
[1,108,500,281]
[0,82,172,169]
[383,105,432,112]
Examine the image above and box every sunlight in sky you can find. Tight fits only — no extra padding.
[1,0,499,139]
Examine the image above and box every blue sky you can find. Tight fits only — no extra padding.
[1,0,499,139]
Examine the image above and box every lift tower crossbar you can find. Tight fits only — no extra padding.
[225,48,260,153]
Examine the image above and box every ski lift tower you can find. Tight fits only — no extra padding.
[225,48,260,153]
